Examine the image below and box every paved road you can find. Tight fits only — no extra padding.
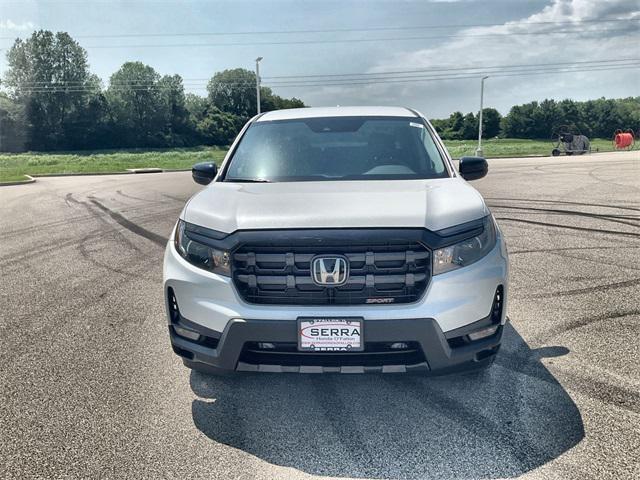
[1,151,639,479]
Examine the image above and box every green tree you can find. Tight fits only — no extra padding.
[207,68,257,118]
[195,107,244,145]
[557,99,581,132]
[63,76,111,149]
[158,74,191,145]
[434,111,465,139]
[429,117,448,137]
[448,111,464,137]
[185,93,209,120]
[481,108,502,138]
[0,93,28,151]
[501,102,538,138]
[206,68,306,118]
[528,99,556,138]
[4,30,101,150]
[460,112,477,139]
[585,98,624,138]
[616,97,640,135]
[261,87,305,111]
[106,62,167,146]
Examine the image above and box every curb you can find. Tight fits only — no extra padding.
[0,175,35,187]
[487,154,546,159]
[125,168,163,174]
[451,154,546,160]
[27,168,193,178]
[1,168,194,185]
[30,171,135,178]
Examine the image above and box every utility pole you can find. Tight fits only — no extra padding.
[255,57,263,114]
[476,75,489,157]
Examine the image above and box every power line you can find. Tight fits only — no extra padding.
[11,64,640,92]
[262,58,640,80]
[12,58,640,87]
[268,61,640,85]
[10,63,639,93]
[77,27,637,49]
[1,25,636,52]
[1,18,636,41]
[264,64,640,88]
[265,62,640,85]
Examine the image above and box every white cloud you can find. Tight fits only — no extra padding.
[372,0,640,71]
[376,0,639,73]
[0,20,36,31]
[300,0,639,117]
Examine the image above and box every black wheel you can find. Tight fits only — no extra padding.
[552,148,561,156]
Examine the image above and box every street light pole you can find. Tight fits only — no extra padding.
[476,75,489,157]
[255,57,263,115]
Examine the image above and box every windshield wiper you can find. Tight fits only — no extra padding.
[226,177,271,183]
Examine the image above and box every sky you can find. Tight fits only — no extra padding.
[0,0,638,118]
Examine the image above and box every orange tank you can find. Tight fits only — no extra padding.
[614,132,634,149]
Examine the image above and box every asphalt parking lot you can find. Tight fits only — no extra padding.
[1,151,639,479]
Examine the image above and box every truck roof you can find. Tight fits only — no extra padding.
[256,106,418,122]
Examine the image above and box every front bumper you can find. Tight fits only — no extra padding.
[169,314,504,374]
[164,227,508,374]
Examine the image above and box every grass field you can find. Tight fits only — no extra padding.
[0,138,620,183]
[0,146,227,183]
[445,137,615,158]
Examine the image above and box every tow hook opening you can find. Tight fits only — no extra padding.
[172,344,194,360]
[476,345,500,361]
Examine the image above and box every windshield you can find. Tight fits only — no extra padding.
[224,116,449,182]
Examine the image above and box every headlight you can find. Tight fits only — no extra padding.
[433,216,497,275]
[174,220,231,276]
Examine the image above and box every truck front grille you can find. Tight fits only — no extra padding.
[232,240,431,305]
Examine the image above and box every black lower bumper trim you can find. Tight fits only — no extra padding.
[169,316,503,374]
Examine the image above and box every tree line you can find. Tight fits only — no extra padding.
[0,31,304,152]
[1,31,638,152]
[432,97,639,141]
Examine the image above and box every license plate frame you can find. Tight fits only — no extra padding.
[297,317,364,352]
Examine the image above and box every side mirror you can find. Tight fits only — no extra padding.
[459,156,488,181]
[192,162,218,185]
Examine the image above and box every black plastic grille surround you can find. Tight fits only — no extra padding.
[232,239,431,305]
[239,341,426,366]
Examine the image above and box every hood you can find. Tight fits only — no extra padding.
[183,178,489,233]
